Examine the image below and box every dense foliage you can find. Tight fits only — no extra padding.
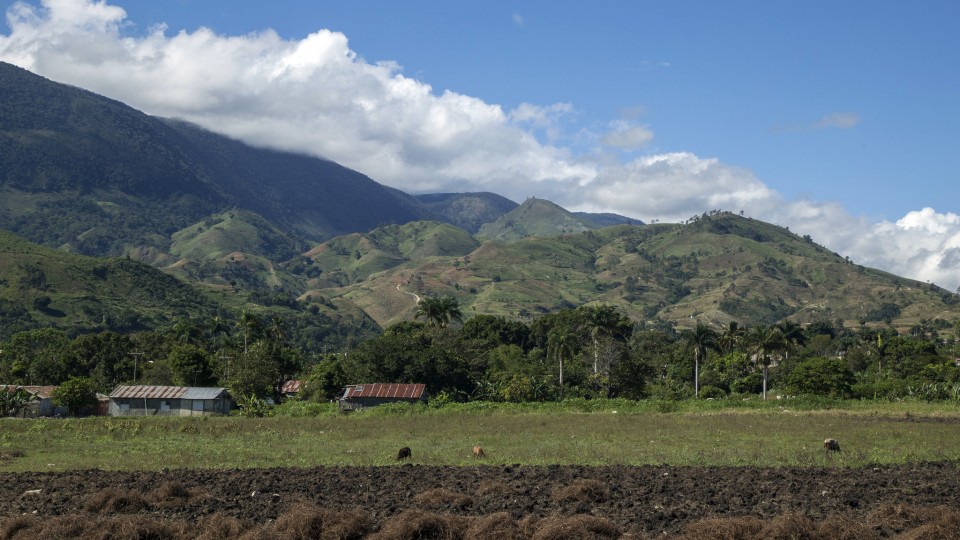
[5,298,960,408]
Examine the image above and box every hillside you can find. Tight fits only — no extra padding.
[0,228,381,347]
[0,62,434,257]
[476,197,597,242]
[414,192,519,233]
[0,229,223,336]
[304,212,960,331]
[2,63,958,341]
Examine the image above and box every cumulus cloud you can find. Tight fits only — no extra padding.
[0,0,594,196]
[1,0,958,291]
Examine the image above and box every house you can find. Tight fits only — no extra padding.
[108,385,233,417]
[280,379,304,399]
[337,383,427,411]
[1,385,69,418]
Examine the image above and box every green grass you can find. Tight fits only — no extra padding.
[3,400,960,472]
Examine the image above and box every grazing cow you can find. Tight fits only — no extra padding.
[472,445,486,459]
[823,438,841,452]
[396,446,412,460]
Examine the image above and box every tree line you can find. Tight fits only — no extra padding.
[3,296,960,408]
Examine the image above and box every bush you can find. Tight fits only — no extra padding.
[785,357,855,398]
[698,385,726,399]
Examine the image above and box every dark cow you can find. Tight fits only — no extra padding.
[396,446,412,460]
[823,438,841,452]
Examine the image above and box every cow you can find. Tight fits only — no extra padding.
[823,438,841,453]
[472,445,486,459]
[396,446,412,460]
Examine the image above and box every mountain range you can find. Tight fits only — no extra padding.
[2,60,958,344]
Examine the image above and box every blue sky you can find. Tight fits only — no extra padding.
[2,0,960,289]
[114,1,960,222]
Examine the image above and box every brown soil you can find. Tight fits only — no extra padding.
[1,462,959,538]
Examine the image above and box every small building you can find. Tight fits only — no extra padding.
[280,379,304,399]
[108,385,233,417]
[1,385,68,418]
[337,383,427,411]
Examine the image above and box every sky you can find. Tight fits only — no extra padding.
[2,0,960,290]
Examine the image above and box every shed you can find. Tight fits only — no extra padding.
[1,385,68,418]
[337,383,427,411]
[280,379,304,398]
[108,385,233,417]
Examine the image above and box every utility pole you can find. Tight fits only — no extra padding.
[127,352,144,384]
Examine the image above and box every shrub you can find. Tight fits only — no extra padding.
[698,385,727,399]
[786,357,855,398]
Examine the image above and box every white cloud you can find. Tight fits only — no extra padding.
[600,121,654,150]
[775,112,861,132]
[1,0,959,291]
[0,0,594,195]
[812,112,860,130]
[512,12,525,27]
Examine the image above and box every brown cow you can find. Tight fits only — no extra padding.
[396,446,412,460]
[472,445,486,459]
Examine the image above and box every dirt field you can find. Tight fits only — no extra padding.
[2,462,960,538]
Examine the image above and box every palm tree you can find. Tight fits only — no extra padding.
[748,325,789,400]
[268,316,287,344]
[582,304,627,374]
[414,295,463,328]
[718,321,747,354]
[681,322,719,397]
[236,311,261,354]
[547,328,576,396]
[774,320,807,362]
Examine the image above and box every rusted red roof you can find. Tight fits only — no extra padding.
[281,380,303,394]
[341,383,425,400]
[109,386,229,400]
[2,385,56,399]
[110,385,188,399]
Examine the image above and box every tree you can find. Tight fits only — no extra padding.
[681,322,719,397]
[581,304,630,374]
[786,357,855,397]
[304,355,348,402]
[0,387,33,417]
[718,321,747,354]
[167,343,211,387]
[547,328,576,396]
[748,326,789,400]
[236,310,262,354]
[227,341,280,399]
[414,295,463,328]
[52,376,98,417]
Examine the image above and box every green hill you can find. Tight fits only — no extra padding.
[303,221,479,287]
[307,212,960,331]
[0,229,222,336]
[477,197,597,242]
[414,192,519,233]
[0,62,434,258]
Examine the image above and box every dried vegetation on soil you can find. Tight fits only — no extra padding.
[2,462,960,538]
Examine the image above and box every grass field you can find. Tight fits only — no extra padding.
[2,399,960,472]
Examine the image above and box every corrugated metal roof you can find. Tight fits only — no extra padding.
[2,385,56,399]
[341,383,425,400]
[109,386,228,399]
[182,387,229,400]
[281,380,303,394]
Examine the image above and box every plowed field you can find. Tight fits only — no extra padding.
[2,462,960,538]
